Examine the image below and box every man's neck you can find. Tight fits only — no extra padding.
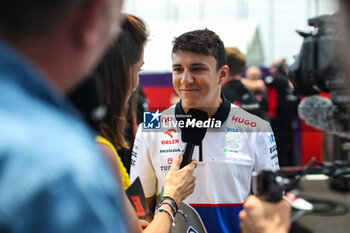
[182,98,222,118]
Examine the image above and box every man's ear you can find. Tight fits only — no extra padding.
[71,0,110,49]
[219,65,229,84]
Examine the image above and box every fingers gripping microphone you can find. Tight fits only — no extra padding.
[180,109,208,168]
[298,96,350,138]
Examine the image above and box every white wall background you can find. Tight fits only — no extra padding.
[123,0,338,71]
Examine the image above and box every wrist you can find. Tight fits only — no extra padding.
[162,191,181,207]
[160,196,179,212]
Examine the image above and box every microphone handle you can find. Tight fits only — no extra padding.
[180,143,195,169]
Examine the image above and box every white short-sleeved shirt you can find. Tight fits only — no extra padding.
[130,98,279,233]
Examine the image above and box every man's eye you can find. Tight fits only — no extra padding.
[192,67,205,72]
[173,68,183,72]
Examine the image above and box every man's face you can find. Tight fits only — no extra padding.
[246,66,262,81]
[172,51,225,110]
[269,62,279,77]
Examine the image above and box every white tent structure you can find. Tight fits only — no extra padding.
[142,18,264,73]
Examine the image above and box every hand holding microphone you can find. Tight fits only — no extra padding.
[163,154,198,206]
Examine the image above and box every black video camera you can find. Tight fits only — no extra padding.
[288,11,350,191]
[288,12,350,109]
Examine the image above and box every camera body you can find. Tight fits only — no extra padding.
[289,11,350,156]
[289,14,345,96]
[289,12,350,191]
[289,13,350,114]
[252,171,284,202]
[254,161,350,202]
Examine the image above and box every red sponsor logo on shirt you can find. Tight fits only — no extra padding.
[164,129,177,138]
[161,139,180,145]
[231,115,257,127]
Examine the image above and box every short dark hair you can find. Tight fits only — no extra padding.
[226,47,246,76]
[97,13,149,150]
[172,29,226,70]
[0,0,90,36]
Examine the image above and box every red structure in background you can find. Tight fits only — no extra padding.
[140,73,174,112]
[140,73,328,165]
[299,93,330,165]
[300,122,324,165]
[143,86,174,111]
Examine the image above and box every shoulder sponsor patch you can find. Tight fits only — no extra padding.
[270,145,277,153]
[268,133,275,144]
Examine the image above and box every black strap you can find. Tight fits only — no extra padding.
[199,143,203,162]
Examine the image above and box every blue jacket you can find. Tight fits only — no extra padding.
[0,39,129,233]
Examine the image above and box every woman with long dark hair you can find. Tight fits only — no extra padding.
[72,14,198,232]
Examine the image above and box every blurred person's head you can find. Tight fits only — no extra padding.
[226,47,246,77]
[270,58,288,77]
[97,13,149,150]
[0,0,124,92]
[171,29,229,115]
[246,66,262,81]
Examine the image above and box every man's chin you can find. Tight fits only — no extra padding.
[181,99,201,110]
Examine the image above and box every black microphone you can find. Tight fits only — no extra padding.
[180,109,208,168]
[298,96,350,138]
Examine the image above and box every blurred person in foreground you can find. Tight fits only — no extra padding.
[70,13,198,232]
[239,196,291,233]
[130,29,279,233]
[221,47,262,118]
[0,0,132,232]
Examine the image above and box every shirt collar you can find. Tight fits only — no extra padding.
[174,94,231,125]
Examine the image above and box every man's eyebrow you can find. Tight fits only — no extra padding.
[172,62,208,67]
[191,62,207,66]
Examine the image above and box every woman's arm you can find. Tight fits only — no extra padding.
[99,143,197,233]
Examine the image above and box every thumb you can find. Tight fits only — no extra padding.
[187,159,198,169]
[169,154,183,172]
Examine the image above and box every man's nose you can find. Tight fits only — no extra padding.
[180,69,194,86]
